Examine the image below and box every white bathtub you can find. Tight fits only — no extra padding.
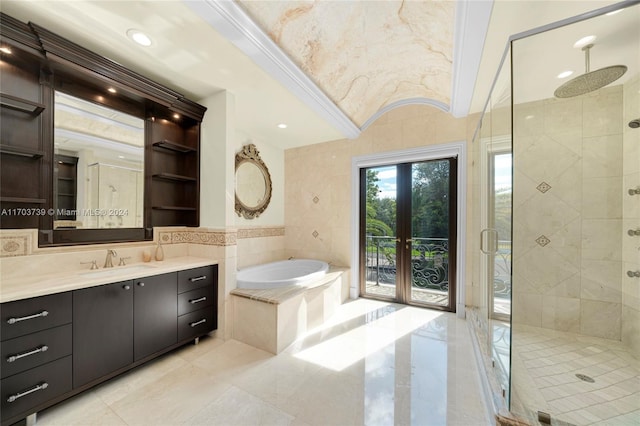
[236,259,330,289]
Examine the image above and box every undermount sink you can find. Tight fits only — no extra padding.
[80,264,157,278]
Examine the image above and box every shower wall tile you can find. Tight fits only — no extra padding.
[580,300,621,340]
[581,219,622,261]
[541,296,580,333]
[582,134,623,178]
[543,97,583,134]
[517,134,581,183]
[621,269,640,311]
[513,86,624,338]
[581,177,622,219]
[621,305,640,358]
[582,86,623,137]
[512,293,542,327]
[513,101,544,137]
[580,260,622,303]
[516,245,579,294]
[542,275,581,299]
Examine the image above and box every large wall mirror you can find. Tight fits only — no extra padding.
[235,144,272,219]
[53,92,144,230]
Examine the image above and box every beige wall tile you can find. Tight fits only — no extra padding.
[621,305,640,358]
[541,296,580,333]
[580,300,621,340]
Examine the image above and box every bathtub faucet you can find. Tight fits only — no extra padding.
[288,256,294,260]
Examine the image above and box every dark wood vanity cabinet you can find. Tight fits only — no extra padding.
[133,273,178,361]
[72,280,134,388]
[1,264,217,426]
[0,293,73,424]
[73,272,178,387]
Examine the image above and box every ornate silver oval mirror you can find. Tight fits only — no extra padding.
[235,144,272,219]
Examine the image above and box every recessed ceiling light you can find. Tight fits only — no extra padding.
[107,87,117,94]
[96,95,104,102]
[118,155,125,159]
[126,29,152,47]
[605,9,623,16]
[277,123,287,129]
[525,115,535,120]
[172,113,180,119]
[557,70,574,79]
[0,46,12,54]
[573,35,596,48]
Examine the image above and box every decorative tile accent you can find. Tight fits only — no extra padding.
[237,227,285,239]
[159,232,173,244]
[0,235,29,257]
[536,182,552,193]
[535,235,551,247]
[312,230,319,238]
[313,196,320,204]
[170,231,236,246]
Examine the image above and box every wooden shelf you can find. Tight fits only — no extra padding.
[0,144,44,159]
[0,93,45,115]
[152,140,196,153]
[152,206,197,211]
[152,173,197,183]
[0,197,46,204]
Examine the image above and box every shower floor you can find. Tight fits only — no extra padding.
[510,324,640,425]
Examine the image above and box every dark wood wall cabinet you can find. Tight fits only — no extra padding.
[0,264,218,426]
[0,13,207,245]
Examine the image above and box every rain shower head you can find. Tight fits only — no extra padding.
[554,44,627,98]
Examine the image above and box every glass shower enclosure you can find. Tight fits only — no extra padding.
[470,2,639,425]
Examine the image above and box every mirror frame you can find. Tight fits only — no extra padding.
[234,144,272,219]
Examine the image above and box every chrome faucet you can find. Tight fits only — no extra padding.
[104,249,117,268]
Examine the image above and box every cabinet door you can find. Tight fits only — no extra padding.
[134,272,177,361]
[73,280,133,388]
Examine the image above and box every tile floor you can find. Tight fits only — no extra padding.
[35,299,491,426]
[510,324,640,426]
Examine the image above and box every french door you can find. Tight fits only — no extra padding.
[360,157,457,311]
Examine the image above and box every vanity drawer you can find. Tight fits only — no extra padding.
[178,307,215,342]
[178,286,214,316]
[1,324,72,379]
[1,292,72,341]
[0,355,72,422]
[178,265,215,294]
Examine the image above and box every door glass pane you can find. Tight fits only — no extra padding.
[409,160,451,307]
[492,153,512,317]
[364,165,398,299]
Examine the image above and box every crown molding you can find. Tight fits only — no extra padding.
[449,0,494,118]
[185,0,361,139]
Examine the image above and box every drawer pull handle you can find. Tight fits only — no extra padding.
[7,345,49,363]
[7,382,48,403]
[189,275,207,283]
[189,297,207,304]
[190,318,206,327]
[7,310,49,325]
[138,282,145,287]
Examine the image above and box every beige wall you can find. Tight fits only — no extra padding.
[512,85,625,339]
[284,104,477,305]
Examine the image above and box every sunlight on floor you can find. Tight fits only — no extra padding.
[294,302,443,371]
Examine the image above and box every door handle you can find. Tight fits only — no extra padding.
[480,229,498,254]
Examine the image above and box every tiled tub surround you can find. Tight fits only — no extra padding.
[231,267,349,354]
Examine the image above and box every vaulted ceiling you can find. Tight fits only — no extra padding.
[1,0,625,149]
[236,0,456,127]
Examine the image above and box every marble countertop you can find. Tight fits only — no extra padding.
[0,256,216,303]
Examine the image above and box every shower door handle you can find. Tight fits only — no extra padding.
[480,229,498,255]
